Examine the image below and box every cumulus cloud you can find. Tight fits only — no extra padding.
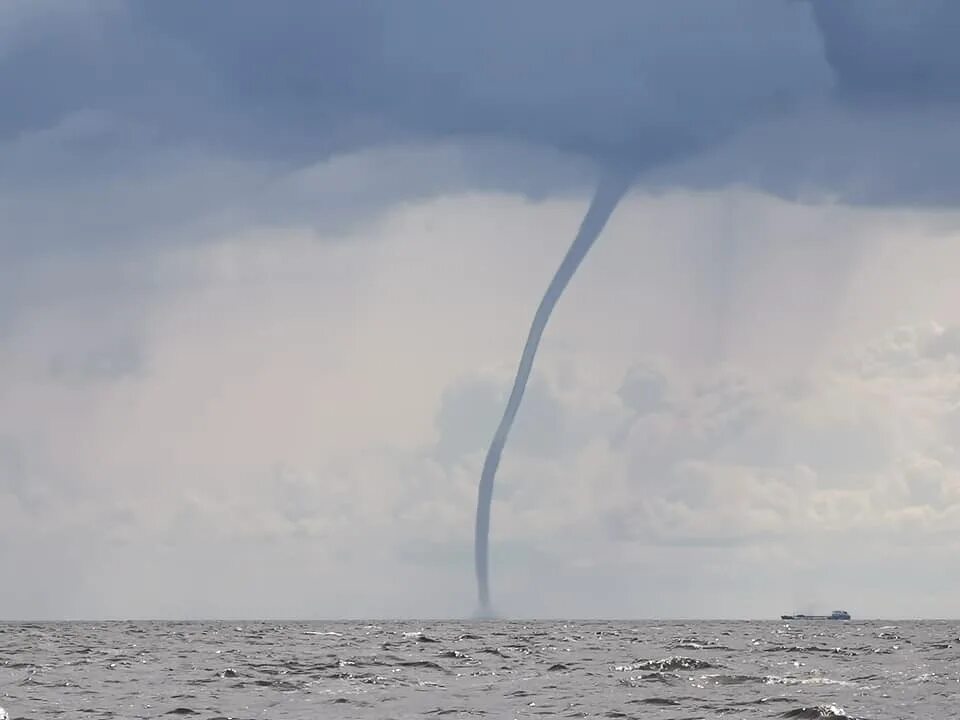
[2,188,959,618]
[437,318,960,615]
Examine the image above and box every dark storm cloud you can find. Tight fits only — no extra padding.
[809,0,960,101]
[652,103,960,207]
[4,1,828,170]
[1,0,958,259]
[131,0,830,165]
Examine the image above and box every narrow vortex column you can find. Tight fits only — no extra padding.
[473,169,633,616]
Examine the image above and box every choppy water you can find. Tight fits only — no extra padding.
[1,620,958,719]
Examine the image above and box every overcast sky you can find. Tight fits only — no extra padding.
[2,0,959,620]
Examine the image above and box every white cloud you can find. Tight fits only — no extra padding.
[2,179,960,619]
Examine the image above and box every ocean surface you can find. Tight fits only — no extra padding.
[1,620,958,719]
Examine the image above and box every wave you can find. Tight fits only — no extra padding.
[781,705,855,719]
[615,656,714,672]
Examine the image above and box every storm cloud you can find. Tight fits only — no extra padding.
[2,1,960,619]
[3,0,958,260]
[0,0,960,234]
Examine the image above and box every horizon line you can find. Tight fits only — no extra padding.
[0,616,952,623]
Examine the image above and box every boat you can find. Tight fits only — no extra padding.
[781,610,851,621]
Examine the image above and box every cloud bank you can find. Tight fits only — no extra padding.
[1,1,959,618]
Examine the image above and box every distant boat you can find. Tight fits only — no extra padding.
[781,610,851,621]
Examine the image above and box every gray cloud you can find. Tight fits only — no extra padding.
[3,0,958,264]
[1,3,826,230]
[654,103,960,207]
[47,339,143,383]
[0,437,24,495]
[810,0,960,101]
[128,0,830,162]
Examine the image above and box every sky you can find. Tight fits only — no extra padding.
[1,0,959,620]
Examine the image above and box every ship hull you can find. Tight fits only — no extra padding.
[781,612,850,621]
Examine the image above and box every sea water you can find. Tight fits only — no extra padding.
[1,619,958,718]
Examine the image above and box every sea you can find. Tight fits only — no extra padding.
[1,620,958,719]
